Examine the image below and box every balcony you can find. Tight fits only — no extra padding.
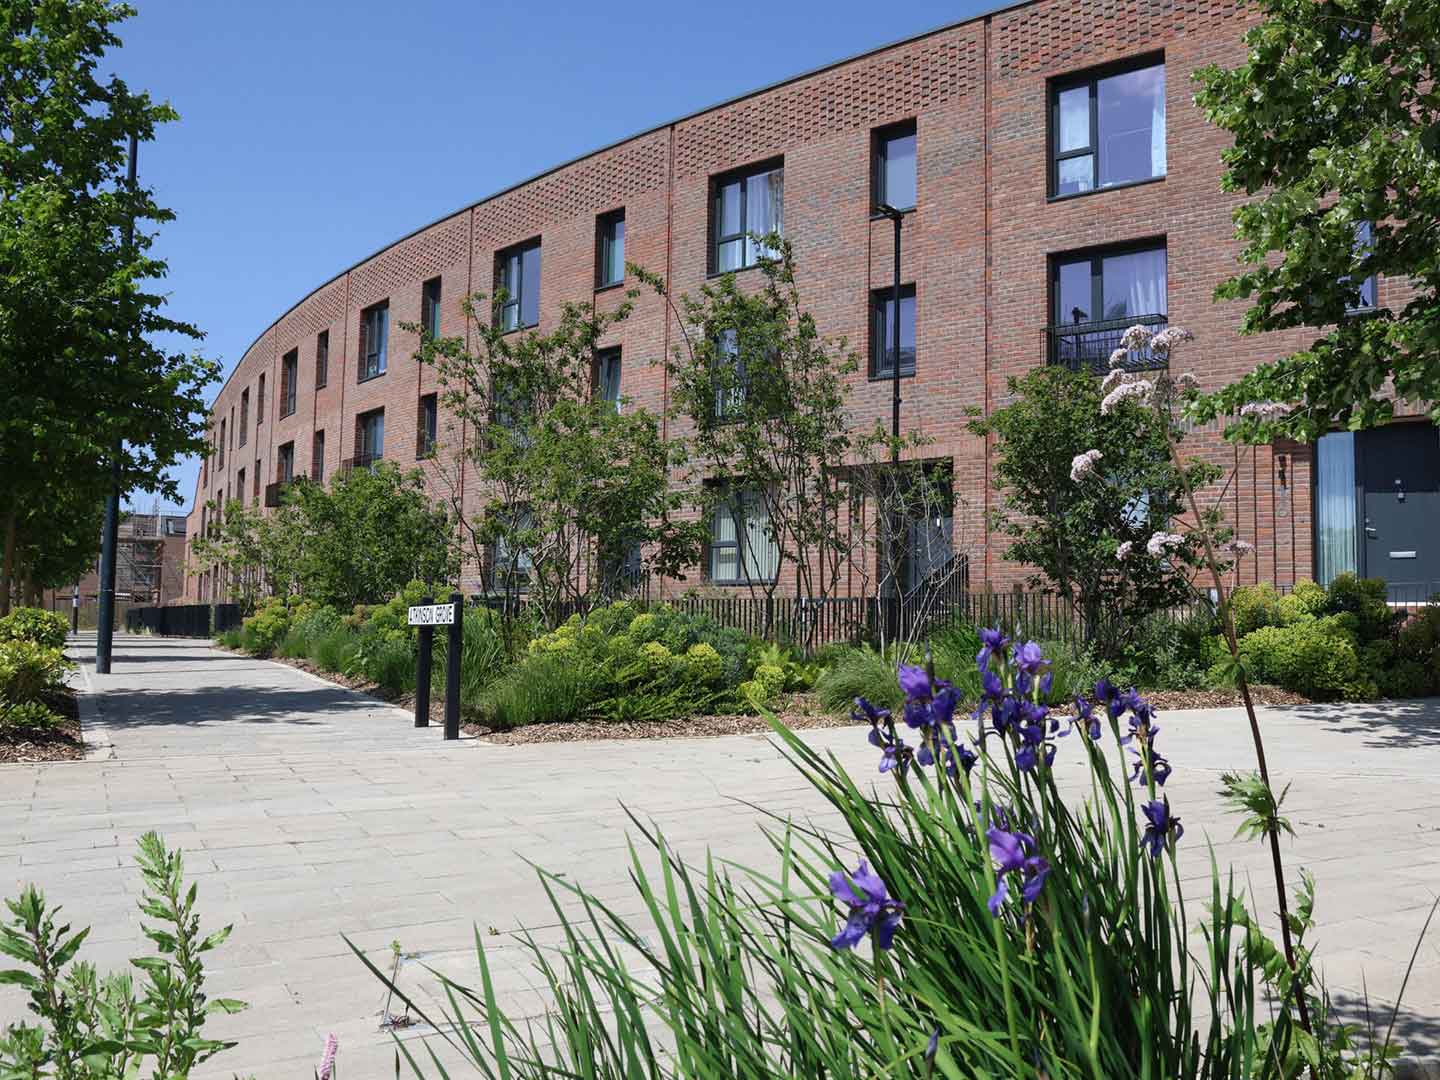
[263,478,298,508]
[339,453,383,477]
[1045,313,1168,374]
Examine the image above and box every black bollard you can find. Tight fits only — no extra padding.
[415,595,433,728]
[444,592,462,740]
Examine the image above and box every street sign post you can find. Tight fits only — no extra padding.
[407,596,462,739]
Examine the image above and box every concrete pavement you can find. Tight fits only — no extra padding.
[2,634,1437,1076]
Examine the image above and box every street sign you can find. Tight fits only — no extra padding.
[408,603,457,626]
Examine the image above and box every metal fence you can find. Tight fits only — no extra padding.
[124,603,241,637]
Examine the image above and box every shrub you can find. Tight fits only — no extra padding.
[0,641,71,704]
[0,833,245,1076]
[215,626,243,650]
[1236,616,1370,700]
[310,626,360,674]
[239,597,293,657]
[0,607,68,650]
[441,607,512,712]
[0,699,62,732]
[1228,583,1286,637]
[815,645,905,714]
[478,651,598,729]
[1325,572,1398,642]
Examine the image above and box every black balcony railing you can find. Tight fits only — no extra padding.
[1045,312,1168,374]
[263,478,299,508]
[339,453,382,476]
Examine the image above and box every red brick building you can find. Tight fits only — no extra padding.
[184,0,1436,605]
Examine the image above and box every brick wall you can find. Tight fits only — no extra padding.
[183,0,1328,603]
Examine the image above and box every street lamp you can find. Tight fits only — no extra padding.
[872,202,905,465]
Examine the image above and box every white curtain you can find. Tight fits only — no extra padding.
[742,492,781,580]
[1316,432,1358,583]
[711,504,739,581]
[1150,66,1167,178]
[745,169,783,264]
[1126,249,1168,317]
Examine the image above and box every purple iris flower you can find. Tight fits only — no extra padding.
[1094,678,1123,719]
[1012,641,1047,675]
[1038,671,1054,699]
[1141,798,1184,858]
[1021,855,1051,903]
[926,1028,940,1065]
[991,696,1019,735]
[1074,697,1101,739]
[981,669,1004,701]
[976,627,1009,673]
[898,664,931,701]
[852,697,891,725]
[953,742,978,775]
[1128,748,1172,787]
[987,827,1046,914]
[879,739,909,775]
[828,860,905,950]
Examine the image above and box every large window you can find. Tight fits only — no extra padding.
[497,240,540,331]
[1051,58,1166,197]
[281,349,298,417]
[417,393,437,457]
[236,468,245,506]
[1347,221,1377,313]
[422,277,442,339]
[1049,242,1168,371]
[594,347,622,410]
[712,329,747,422]
[238,390,249,447]
[872,121,917,211]
[709,490,780,584]
[712,160,783,273]
[311,430,325,483]
[870,284,916,378]
[355,408,384,465]
[316,330,329,388]
[491,510,534,591]
[257,374,266,422]
[360,302,388,381]
[218,419,226,469]
[277,442,295,482]
[596,209,625,288]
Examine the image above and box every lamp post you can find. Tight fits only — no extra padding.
[96,132,138,674]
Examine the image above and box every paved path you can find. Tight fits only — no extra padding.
[2,635,1438,1076]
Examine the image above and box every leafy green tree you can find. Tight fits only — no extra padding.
[641,240,895,621]
[0,1,218,612]
[1192,0,1440,440]
[970,366,1223,659]
[188,498,303,612]
[415,289,702,625]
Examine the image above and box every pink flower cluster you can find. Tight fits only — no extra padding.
[1100,379,1153,415]
[1223,538,1255,557]
[1146,531,1186,558]
[1120,324,1155,351]
[1070,448,1103,482]
[1149,326,1195,357]
[1116,540,1134,561]
[1240,401,1290,422]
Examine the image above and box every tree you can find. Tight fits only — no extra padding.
[1192,0,1440,441]
[642,241,892,621]
[0,1,218,612]
[416,289,702,625]
[970,365,1223,659]
[187,498,303,612]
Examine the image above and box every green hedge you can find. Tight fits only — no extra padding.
[0,607,68,651]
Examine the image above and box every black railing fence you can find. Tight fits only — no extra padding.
[125,603,240,637]
[1046,312,1169,374]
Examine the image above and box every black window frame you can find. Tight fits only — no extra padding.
[496,239,541,333]
[417,393,438,458]
[422,277,442,340]
[316,330,329,389]
[709,158,784,276]
[257,374,266,423]
[311,430,325,483]
[872,119,918,213]
[277,441,295,483]
[595,209,626,289]
[707,488,779,586]
[1048,52,1166,200]
[355,407,385,464]
[1346,220,1378,314]
[238,390,249,447]
[869,283,917,379]
[359,301,389,382]
[593,347,622,409]
[1047,238,1169,371]
[280,349,299,418]
[1049,238,1168,328]
[235,467,245,505]
[710,329,748,424]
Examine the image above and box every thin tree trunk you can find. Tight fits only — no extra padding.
[0,510,15,617]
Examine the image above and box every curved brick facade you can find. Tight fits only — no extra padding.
[186,0,1371,603]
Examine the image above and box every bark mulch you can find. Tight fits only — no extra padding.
[0,689,85,764]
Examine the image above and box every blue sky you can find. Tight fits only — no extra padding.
[112,0,993,512]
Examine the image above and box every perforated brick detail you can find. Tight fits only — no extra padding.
[473,131,670,247]
[350,214,470,309]
[672,34,980,178]
[995,0,1245,78]
[274,278,346,349]
[237,327,274,379]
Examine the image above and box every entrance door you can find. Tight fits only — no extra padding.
[1359,424,1440,602]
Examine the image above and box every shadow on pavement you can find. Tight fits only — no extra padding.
[94,683,384,730]
[1278,698,1440,749]
[1329,990,1440,1061]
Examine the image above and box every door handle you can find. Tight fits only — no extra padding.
[1364,518,1377,539]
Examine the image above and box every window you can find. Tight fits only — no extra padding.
[491,510,534,591]
[277,442,295,482]
[594,348,622,409]
[872,121,917,211]
[497,240,540,331]
[316,330,329,388]
[1316,431,1358,584]
[281,349,298,417]
[236,468,245,506]
[218,420,226,468]
[1347,221,1377,312]
[312,430,325,483]
[257,374,266,422]
[709,490,780,584]
[711,160,783,273]
[870,284,916,378]
[355,408,384,464]
[238,390,249,447]
[417,393,437,457]
[1049,242,1168,371]
[1051,57,1166,197]
[712,329,747,421]
[422,277,442,339]
[360,302,389,381]
[253,460,260,498]
[596,209,626,288]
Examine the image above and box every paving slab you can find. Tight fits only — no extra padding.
[1,633,1437,1077]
